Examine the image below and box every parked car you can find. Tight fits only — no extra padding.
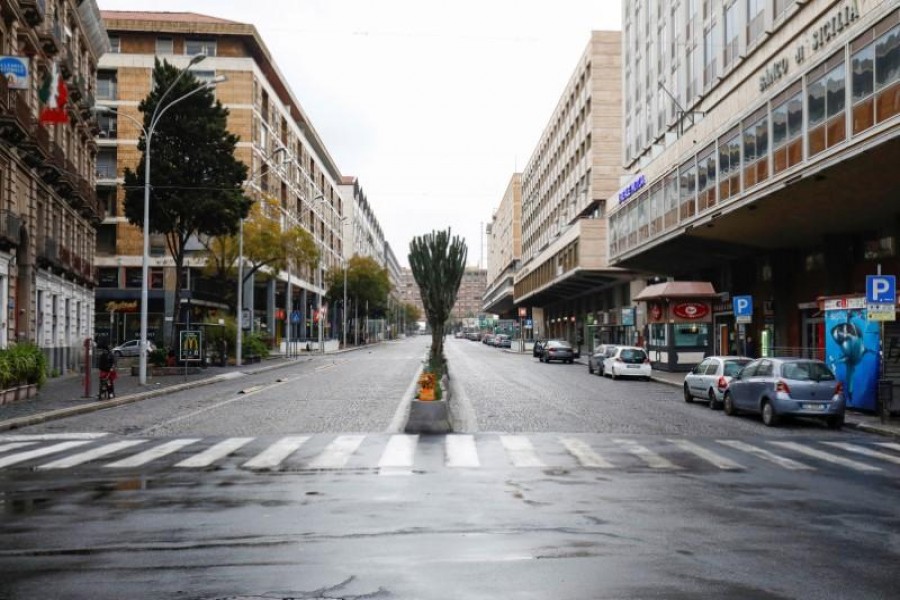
[588,344,617,375]
[482,334,495,346]
[683,356,752,409]
[602,346,651,380]
[723,357,846,428]
[494,334,512,348]
[532,339,546,357]
[539,339,575,363]
[111,339,156,358]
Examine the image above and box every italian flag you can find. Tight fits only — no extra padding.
[38,62,68,124]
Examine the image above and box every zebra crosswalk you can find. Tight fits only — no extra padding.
[1,433,899,476]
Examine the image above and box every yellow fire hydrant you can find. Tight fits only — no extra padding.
[418,372,436,401]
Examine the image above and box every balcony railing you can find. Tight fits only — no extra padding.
[38,19,63,55]
[0,211,22,247]
[38,236,59,266]
[18,0,45,26]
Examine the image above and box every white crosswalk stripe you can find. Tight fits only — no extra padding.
[769,441,882,472]
[0,442,38,454]
[614,439,680,469]
[38,440,147,470]
[307,435,366,469]
[242,436,310,470]
[717,440,813,471]
[876,442,900,453]
[823,442,900,466]
[0,433,108,442]
[668,439,744,470]
[0,441,92,469]
[175,438,254,468]
[378,434,418,469]
[500,435,546,467]
[105,439,201,469]
[446,434,479,468]
[560,437,613,468]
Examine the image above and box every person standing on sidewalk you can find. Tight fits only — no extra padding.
[97,344,117,398]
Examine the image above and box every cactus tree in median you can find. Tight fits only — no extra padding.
[408,229,468,374]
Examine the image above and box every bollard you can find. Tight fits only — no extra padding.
[83,338,92,398]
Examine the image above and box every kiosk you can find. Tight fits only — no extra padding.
[634,281,718,372]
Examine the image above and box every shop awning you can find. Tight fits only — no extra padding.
[633,281,719,301]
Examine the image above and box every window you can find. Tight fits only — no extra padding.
[125,268,143,288]
[704,22,719,87]
[724,2,739,67]
[108,36,120,53]
[97,268,119,288]
[697,144,716,212]
[746,0,765,46]
[772,83,803,174]
[678,159,696,222]
[96,149,116,179]
[674,323,710,347]
[96,70,117,100]
[874,23,900,122]
[185,39,217,57]
[96,225,116,255]
[807,53,847,157]
[156,36,173,55]
[743,107,768,188]
[718,127,741,202]
[774,0,794,21]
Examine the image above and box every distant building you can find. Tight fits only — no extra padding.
[454,268,487,322]
[483,174,522,319]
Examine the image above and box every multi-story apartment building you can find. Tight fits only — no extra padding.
[399,267,424,326]
[454,267,488,322]
[483,173,522,319]
[338,176,385,267]
[0,0,107,373]
[513,30,627,347]
[94,11,345,347]
[608,0,899,376]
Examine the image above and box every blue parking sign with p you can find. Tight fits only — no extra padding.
[866,275,896,304]
[733,295,753,317]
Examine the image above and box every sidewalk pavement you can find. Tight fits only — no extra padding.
[0,349,337,432]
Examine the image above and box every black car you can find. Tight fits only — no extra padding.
[539,340,575,364]
[532,339,546,357]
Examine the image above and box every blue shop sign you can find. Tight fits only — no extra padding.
[618,174,646,204]
[0,56,30,90]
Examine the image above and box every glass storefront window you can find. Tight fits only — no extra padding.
[875,24,899,91]
[674,323,710,347]
[807,75,826,127]
[853,43,876,102]
[650,323,667,347]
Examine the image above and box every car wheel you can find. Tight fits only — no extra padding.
[683,383,693,403]
[568,359,574,364]
[761,400,779,427]
[588,362,594,374]
[114,351,123,358]
[724,392,736,416]
[826,414,844,430]
[708,389,718,410]
[611,368,617,380]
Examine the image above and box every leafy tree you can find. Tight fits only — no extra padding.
[401,302,421,333]
[123,59,251,338]
[408,229,468,373]
[325,254,391,320]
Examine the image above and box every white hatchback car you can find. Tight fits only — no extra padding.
[602,346,651,380]
[683,355,752,409]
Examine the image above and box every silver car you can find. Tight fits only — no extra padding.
[539,340,575,364]
[723,358,846,428]
[111,339,156,358]
[683,356,751,409]
[588,344,617,375]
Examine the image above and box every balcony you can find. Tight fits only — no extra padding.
[0,87,34,144]
[38,19,63,55]
[37,236,60,269]
[59,49,75,80]
[0,211,22,249]
[18,0,45,27]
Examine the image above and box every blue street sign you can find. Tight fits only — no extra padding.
[866,275,896,304]
[733,295,753,317]
[291,310,302,324]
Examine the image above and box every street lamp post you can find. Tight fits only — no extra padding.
[94,56,223,385]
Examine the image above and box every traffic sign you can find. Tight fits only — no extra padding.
[867,304,896,322]
[733,295,753,324]
[291,310,301,324]
[866,275,896,304]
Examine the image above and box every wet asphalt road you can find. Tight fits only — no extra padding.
[1,336,899,599]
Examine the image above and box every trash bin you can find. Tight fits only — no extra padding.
[878,379,894,417]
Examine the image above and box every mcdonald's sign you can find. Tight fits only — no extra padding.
[180,330,202,361]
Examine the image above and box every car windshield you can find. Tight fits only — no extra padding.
[548,341,571,349]
[723,359,751,377]
[619,349,646,363]
[781,361,836,381]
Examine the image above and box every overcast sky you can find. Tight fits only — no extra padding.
[98,0,623,267]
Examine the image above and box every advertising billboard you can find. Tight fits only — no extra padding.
[824,304,879,411]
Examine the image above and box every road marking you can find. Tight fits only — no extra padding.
[876,442,900,453]
[0,441,92,469]
[307,435,366,469]
[105,439,201,468]
[717,440,813,470]
[0,433,109,441]
[668,439,744,470]
[37,440,147,470]
[560,438,613,468]
[446,434,480,468]
[0,442,38,454]
[821,442,900,467]
[501,435,546,467]
[614,439,680,469]
[174,437,255,468]
[243,436,310,470]
[769,441,881,472]
[378,434,418,468]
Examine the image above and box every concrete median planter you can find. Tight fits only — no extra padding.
[405,399,451,434]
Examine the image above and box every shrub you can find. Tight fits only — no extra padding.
[0,344,46,388]
[241,332,269,358]
[149,347,168,367]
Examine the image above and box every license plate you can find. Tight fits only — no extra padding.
[802,403,825,410]
[627,365,640,369]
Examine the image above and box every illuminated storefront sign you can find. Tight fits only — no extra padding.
[618,174,646,204]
